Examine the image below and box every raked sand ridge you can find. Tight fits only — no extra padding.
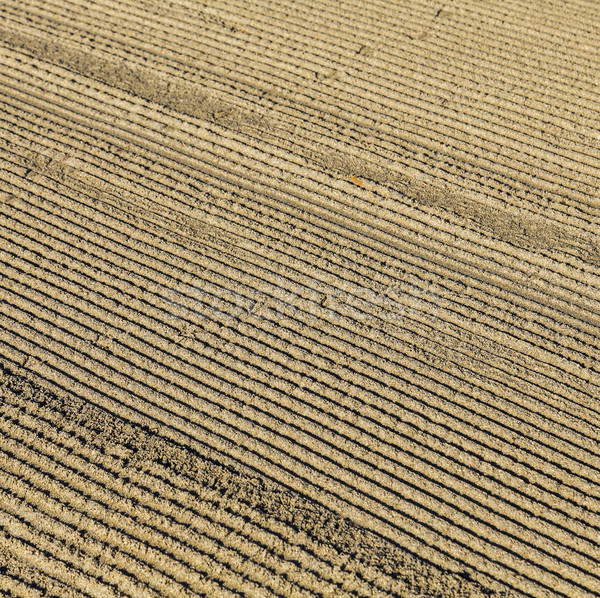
[0,0,599,596]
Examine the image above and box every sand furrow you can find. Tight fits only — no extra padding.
[2,161,596,454]
[1,103,600,394]
[3,173,600,496]
[0,365,504,598]
[8,0,600,165]
[1,22,599,236]
[3,221,600,596]
[0,397,393,597]
[2,1,599,596]
[1,203,600,506]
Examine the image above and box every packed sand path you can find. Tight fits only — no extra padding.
[0,0,599,596]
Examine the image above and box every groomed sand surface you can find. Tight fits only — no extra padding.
[0,0,599,596]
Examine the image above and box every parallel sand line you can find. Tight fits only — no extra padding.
[0,79,596,366]
[211,0,600,126]
[4,170,600,488]
[4,270,600,580]
[0,375,421,597]
[2,243,596,556]
[4,185,600,588]
[0,513,115,598]
[1,87,598,321]
[0,402,349,597]
[11,340,596,564]
[8,179,592,434]
[3,0,598,181]
[2,156,596,408]
[4,110,600,452]
[8,0,596,204]
[1,233,600,528]
[1,43,596,290]
[0,454,299,598]
[4,101,600,366]
[0,487,172,598]
[0,290,596,592]
[3,190,600,500]
[0,76,595,305]
[0,402,393,598]
[193,0,600,68]
[0,510,229,598]
[0,561,85,598]
[1,129,596,370]
[3,217,600,536]
[1,55,596,290]
[4,122,600,400]
[2,117,596,418]
[126,0,599,54]
[0,322,586,598]
[3,173,600,464]
[1,217,600,596]
[20,0,600,147]
[1,27,596,253]
[2,2,600,596]
[8,0,600,169]
[307,0,600,41]
[1,25,599,240]
[0,365,503,598]
[1,157,596,592]
[1,184,596,450]
[0,330,583,598]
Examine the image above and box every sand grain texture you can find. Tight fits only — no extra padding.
[0,0,599,596]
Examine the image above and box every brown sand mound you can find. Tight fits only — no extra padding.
[1,0,599,596]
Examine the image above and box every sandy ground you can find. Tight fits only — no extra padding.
[0,0,599,596]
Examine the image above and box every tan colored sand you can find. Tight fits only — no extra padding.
[0,0,599,596]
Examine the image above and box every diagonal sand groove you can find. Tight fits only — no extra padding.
[0,364,503,597]
[1,0,599,596]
